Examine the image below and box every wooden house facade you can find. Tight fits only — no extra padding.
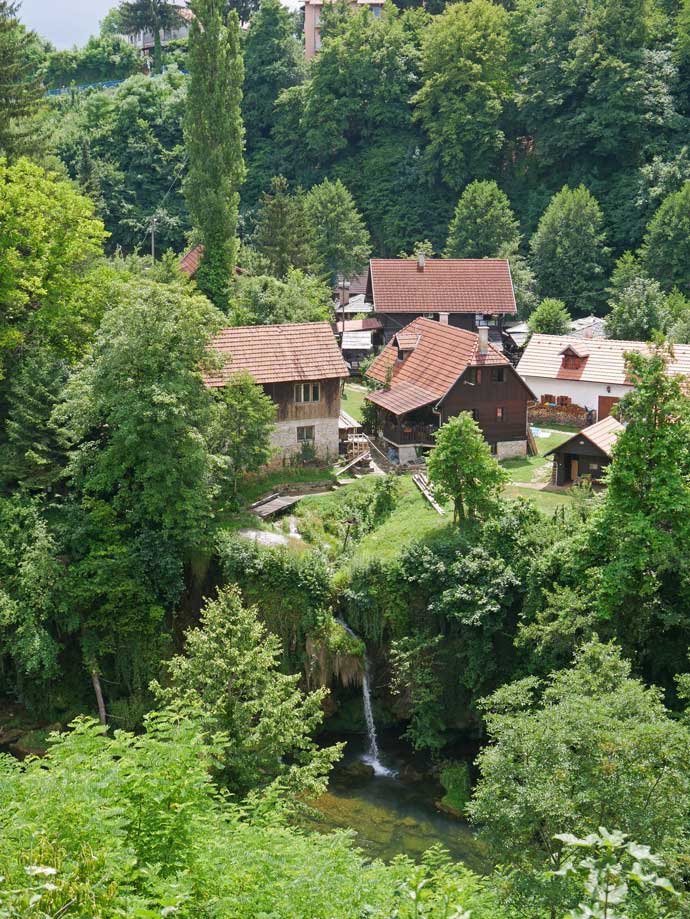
[365,318,534,464]
[205,322,349,462]
[365,255,518,345]
[546,416,623,486]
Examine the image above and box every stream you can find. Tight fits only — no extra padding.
[309,622,487,869]
[307,734,487,870]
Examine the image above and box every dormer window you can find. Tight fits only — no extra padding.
[560,345,589,371]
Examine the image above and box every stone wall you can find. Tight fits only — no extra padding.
[496,439,527,460]
[271,417,340,462]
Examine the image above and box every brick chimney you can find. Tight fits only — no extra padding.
[478,325,489,355]
[417,251,425,272]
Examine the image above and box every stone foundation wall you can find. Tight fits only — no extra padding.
[271,417,340,461]
[496,439,527,460]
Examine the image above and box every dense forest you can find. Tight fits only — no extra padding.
[2,0,690,915]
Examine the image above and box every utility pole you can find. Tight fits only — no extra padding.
[150,215,156,260]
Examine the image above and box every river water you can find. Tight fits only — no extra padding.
[306,735,487,870]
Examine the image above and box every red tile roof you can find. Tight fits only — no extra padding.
[366,317,509,415]
[331,318,382,332]
[546,415,624,459]
[518,334,690,386]
[368,258,517,315]
[179,243,202,277]
[179,244,245,279]
[205,322,350,388]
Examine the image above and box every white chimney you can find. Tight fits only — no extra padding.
[439,312,449,325]
[478,325,489,354]
[417,251,426,272]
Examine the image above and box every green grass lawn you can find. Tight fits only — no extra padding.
[341,384,367,423]
[348,476,451,567]
[500,427,574,485]
[504,484,575,513]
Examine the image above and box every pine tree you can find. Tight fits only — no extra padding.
[184,0,245,308]
[254,176,316,279]
[0,1,44,160]
[118,0,182,74]
[444,180,520,259]
[1,349,67,492]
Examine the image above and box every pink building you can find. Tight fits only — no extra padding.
[303,0,385,59]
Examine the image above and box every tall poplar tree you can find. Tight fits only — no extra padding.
[184,0,245,308]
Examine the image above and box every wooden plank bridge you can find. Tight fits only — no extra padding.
[250,493,304,519]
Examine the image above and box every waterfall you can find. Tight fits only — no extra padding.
[337,618,394,777]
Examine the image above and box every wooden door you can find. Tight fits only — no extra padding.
[598,395,620,419]
[570,458,579,481]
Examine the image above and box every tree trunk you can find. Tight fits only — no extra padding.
[153,25,163,74]
[90,669,107,726]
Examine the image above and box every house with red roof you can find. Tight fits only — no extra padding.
[206,322,349,461]
[365,318,534,464]
[365,254,518,345]
[517,334,690,422]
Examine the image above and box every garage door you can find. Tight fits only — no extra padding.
[598,395,620,419]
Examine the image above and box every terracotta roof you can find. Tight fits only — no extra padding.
[395,331,420,351]
[331,318,382,332]
[368,258,517,315]
[546,416,624,459]
[179,244,246,280]
[205,322,349,388]
[365,317,510,415]
[518,334,690,386]
[179,243,203,277]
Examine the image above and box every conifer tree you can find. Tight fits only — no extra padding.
[118,0,182,74]
[184,0,245,308]
[1,349,67,493]
[0,1,44,160]
[254,176,316,279]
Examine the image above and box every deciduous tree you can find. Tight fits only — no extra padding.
[209,372,276,497]
[414,0,512,192]
[304,178,371,283]
[530,185,609,315]
[643,182,690,296]
[444,180,520,259]
[468,639,690,917]
[527,298,571,335]
[427,413,507,522]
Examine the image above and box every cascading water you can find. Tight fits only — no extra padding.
[338,618,394,777]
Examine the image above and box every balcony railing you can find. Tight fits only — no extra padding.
[381,421,437,446]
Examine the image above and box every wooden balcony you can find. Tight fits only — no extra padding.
[381,421,437,446]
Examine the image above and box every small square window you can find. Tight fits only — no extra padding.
[466,368,482,385]
[496,407,505,421]
[297,426,315,442]
[491,367,506,383]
